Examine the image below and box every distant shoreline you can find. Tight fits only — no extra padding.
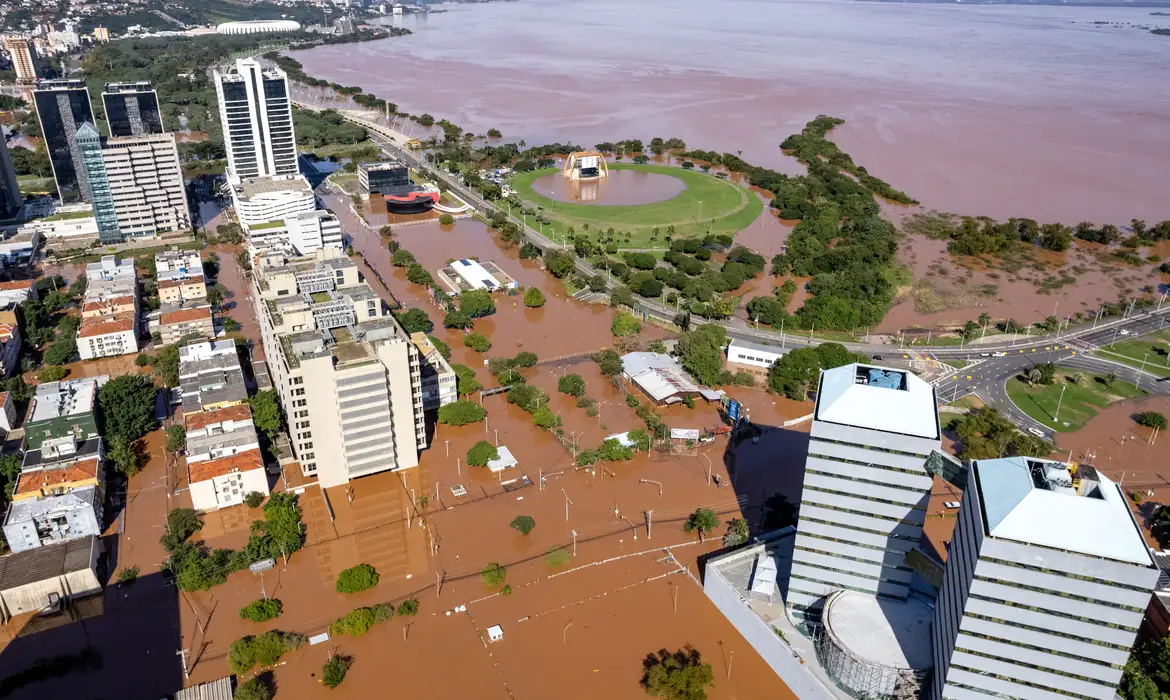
[855,0,1170,7]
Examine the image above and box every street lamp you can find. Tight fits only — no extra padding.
[1053,382,1068,425]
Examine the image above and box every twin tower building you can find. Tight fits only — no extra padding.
[788,363,1156,700]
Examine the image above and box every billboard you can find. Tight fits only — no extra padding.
[727,399,741,424]
[578,156,599,170]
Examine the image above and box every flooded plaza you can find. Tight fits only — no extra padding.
[529,169,687,206]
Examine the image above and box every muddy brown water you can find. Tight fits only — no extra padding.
[529,169,687,206]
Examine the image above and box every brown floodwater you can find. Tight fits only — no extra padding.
[292,0,1169,225]
[529,169,687,206]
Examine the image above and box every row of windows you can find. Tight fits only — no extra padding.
[806,450,926,479]
[805,466,928,497]
[810,436,931,461]
[975,574,1143,614]
[959,628,1122,671]
[794,547,909,585]
[801,498,925,528]
[955,646,1115,689]
[968,593,1138,633]
[982,556,1150,594]
[796,544,912,574]
[944,680,1023,700]
[799,516,921,543]
[798,531,910,559]
[803,485,927,512]
[963,611,1129,653]
[949,664,1098,700]
[789,578,904,601]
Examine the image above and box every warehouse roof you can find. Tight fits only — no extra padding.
[0,534,96,591]
[815,363,939,440]
[174,677,234,700]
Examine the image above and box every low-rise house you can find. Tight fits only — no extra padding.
[0,535,101,621]
[81,294,135,319]
[726,339,784,380]
[154,304,214,345]
[0,279,36,307]
[179,341,248,414]
[77,312,138,359]
[188,447,268,511]
[23,378,100,450]
[155,249,207,304]
[185,404,260,464]
[3,443,103,553]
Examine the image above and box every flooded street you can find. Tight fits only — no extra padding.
[292,0,1170,224]
[530,169,687,205]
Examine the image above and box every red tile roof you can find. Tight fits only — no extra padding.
[159,275,205,289]
[0,280,33,291]
[184,403,253,432]
[188,448,264,484]
[160,306,212,326]
[83,295,136,312]
[14,458,101,496]
[78,313,135,338]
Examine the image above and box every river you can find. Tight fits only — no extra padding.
[290,0,1170,225]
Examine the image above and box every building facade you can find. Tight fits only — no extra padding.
[410,331,457,411]
[76,123,122,244]
[2,451,103,553]
[214,58,297,181]
[78,256,138,358]
[283,210,343,255]
[253,247,427,487]
[182,374,268,512]
[2,36,39,84]
[156,305,214,345]
[0,137,22,220]
[930,457,1158,700]
[726,339,784,379]
[155,249,207,304]
[178,341,248,414]
[787,363,940,618]
[33,79,94,204]
[101,132,190,239]
[231,175,317,240]
[102,81,164,138]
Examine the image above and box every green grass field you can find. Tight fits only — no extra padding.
[1095,330,1170,378]
[1005,371,1146,432]
[509,163,763,248]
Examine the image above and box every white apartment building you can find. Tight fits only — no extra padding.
[101,132,190,238]
[78,315,137,359]
[283,210,343,255]
[155,249,207,304]
[410,332,457,411]
[253,247,426,487]
[184,403,268,511]
[930,457,1158,700]
[230,175,317,243]
[214,58,297,181]
[788,363,940,618]
[78,256,138,359]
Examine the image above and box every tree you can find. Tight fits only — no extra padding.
[397,598,419,616]
[444,309,474,330]
[43,338,76,366]
[677,325,726,386]
[392,248,416,267]
[240,598,283,622]
[336,564,380,593]
[524,287,546,308]
[428,334,451,359]
[683,508,720,542]
[1036,362,1056,385]
[37,366,67,383]
[558,373,586,397]
[532,406,561,429]
[544,250,576,278]
[597,438,634,462]
[438,399,487,426]
[460,289,496,318]
[593,348,624,377]
[206,283,227,307]
[1104,372,1118,388]
[612,312,642,337]
[322,654,354,689]
[464,332,491,352]
[467,440,499,467]
[245,491,265,508]
[234,677,274,700]
[396,308,433,334]
[249,390,284,440]
[439,213,455,225]
[406,264,433,286]
[166,424,186,453]
[227,631,307,674]
[452,364,483,395]
[222,317,242,334]
[723,518,749,547]
[481,562,507,587]
[1136,412,1169,430]
[510,515,536,536]
[99,375,158,446]
[641,647,715,700]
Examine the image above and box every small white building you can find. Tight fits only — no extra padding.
[437,258,517,294]
[621,352,721,406]
[726,339,783,378]
[77,314,138,359]
[187,447,269,511]
[283,210,343,255]
[185,404,260,464]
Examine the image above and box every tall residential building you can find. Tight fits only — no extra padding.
[253,247,426,488]
[2,36,40,85]
[33,79,95,204]
[787,363,940,618]
[0,137,22,220]
[214,58,297,180]
[101,132,190,238]
[930,457,1158,700]
[410,332,457,411]
[76,123,121,244]
[102,81,165,138]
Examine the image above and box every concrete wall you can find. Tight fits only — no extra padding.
[703,566,831,699]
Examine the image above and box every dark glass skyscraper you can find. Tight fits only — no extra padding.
[0,137,23,220]
[102,81,164,137]
[33,79,95,204]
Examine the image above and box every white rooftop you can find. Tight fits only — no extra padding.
[449,259,511,292]
[815,363,939,440]
[30,378,99,422]
[974,457,1153,566]
[823,591,934,670]
[180,340,238,365]
[486,445,518,474]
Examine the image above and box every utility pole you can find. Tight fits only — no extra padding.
[564,619,573,644]
[1053,382,1068,425]
[727,650,735,680]
[436,569,444,598]
[646,510,653,540]
[562,488,573,521]
[571,529,578,557]
[673,583,679,614]
[177,648,190,680]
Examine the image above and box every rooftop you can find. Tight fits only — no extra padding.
[78,313,135,337]
[822,590,935,671]
[973,457,1153,566]
[727,338,785,357]
[22,437,102,470]
[188,448,264,484]
[160,306,212,326]
[621,352,720,403]
[185,404,253,433]
[237,174,312,199]
[0,535,96,591]
[29,379,97,423]
[14,457,100,497]
[814,363,939,440]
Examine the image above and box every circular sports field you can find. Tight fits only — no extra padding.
[509,163,763,247]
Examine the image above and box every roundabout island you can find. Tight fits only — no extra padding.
[509,162,764,248]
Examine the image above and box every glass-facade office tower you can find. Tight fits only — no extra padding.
[77,124,122,244]
[102,82,165,137]
[213,58,297,180]
[33,79,95,204]
[0,137,22,220]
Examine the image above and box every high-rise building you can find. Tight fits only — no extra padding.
[252,247,426,488]
[213,58,298,180]
[76,123,120,244]
[33,79,95,204]
[930,457,1157,700]
[101,132,190,238]
[102,81,165,138]
[92,27,110,43]
[787,363,940,619]
[2,36,40,85]
[0,137,23,220]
